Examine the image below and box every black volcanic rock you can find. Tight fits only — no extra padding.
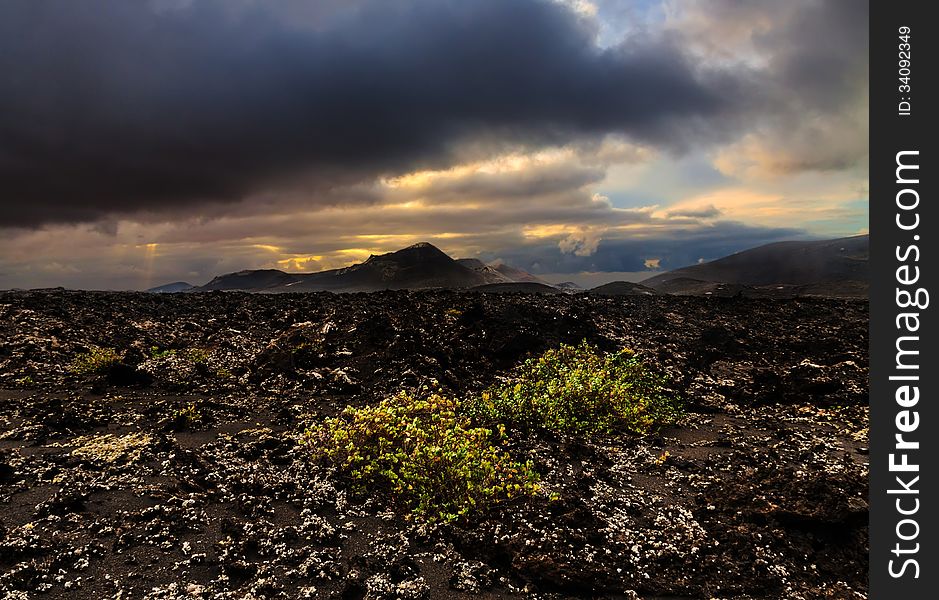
[642,235,868,297]
[0,289,869,599]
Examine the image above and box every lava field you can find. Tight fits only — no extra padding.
[0,290,869,599]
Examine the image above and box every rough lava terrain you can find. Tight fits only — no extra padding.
[0,290,868,599]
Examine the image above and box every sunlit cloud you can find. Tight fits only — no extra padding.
[251,244,283,254]
[558,229,604,257]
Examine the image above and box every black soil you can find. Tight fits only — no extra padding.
[0,290,869,599]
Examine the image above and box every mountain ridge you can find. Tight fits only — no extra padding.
[149,237,869,297]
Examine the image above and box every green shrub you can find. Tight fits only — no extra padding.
[465,341,682,435]
[305,392,539,523]
[70,346,122,375]
[149,346,176,359]
[150,346,210,364]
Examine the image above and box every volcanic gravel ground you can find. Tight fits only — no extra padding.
[0,290,868,599]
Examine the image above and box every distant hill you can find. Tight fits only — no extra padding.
[456,258,552,286]
[649,278,752,297]
[642,235,868,297]
[491,262,549,285]
[200,269,300,292]
[470,282,565,294]
[455,258,514,285]
[589,281,658,296]
[146,281,194,293]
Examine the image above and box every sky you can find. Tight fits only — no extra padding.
[0,0,868,290]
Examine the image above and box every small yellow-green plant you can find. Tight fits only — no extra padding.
[173,402,204,428]
[306,392,539,523]
[465,341,682,435]
[185,348,211,364]
[149,346,176,359]
[150,346,210,364]
[70,346,122,375]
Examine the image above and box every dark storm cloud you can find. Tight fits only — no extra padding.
[0,0,734,227]
[761,0,868,111]
[703,0,868,175]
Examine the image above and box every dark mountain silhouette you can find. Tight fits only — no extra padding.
[287,242,489,292]
[146,281,194,293]
[641,235,868,297]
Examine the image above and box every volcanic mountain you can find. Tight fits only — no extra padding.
[285,242,490,292]
[641,235,869,297]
